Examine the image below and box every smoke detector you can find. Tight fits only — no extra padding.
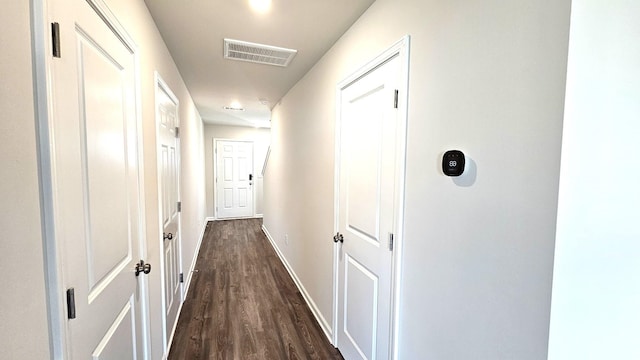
[224,38,297,67]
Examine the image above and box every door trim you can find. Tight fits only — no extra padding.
[32,0,67,356]
[212,138,256,220]
[154,71,183,355]
[332,35,410,360]
[33,0,150,357]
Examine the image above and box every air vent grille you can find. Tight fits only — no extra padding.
[224,39,297,67]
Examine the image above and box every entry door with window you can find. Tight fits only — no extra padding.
[49,0,148,358]
[156,76,182,349]
[336,51,404,360]
[215,140,254,219]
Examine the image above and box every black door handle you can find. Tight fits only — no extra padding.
[135,260,152,276]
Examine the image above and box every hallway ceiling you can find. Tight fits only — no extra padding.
[144,0,376,128]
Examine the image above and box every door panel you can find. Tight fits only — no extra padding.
[224,189,233,207]
[216,140,254,218]
[50,0,146,358]
[345,86,384,243]
[91,299,136,360]
[224,158,233,180]
[157,78,182,350]
[80,34,133,295]
[344,256,378,360]
[337,55,401,360]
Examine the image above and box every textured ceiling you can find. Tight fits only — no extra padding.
[144,0,376,128]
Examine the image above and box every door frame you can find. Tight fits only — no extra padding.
[212,138,256,219]
[154,72,184,352]
[332,36,410,360]
[32,0,151,357]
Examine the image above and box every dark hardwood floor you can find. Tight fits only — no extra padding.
[167,219,343,360]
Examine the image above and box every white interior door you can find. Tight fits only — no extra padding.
[49,0,147,358]
[156,76,182,349]
[336,54,402,360]
[215,140,254,219]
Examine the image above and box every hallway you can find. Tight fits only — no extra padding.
[168,219,343,360]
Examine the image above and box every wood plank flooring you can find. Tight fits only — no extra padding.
[168,219,343,360]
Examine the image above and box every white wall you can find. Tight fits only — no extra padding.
[263,0,571,358]
[548,1,640,359]
[1,1,207,358]
[0,1,51,358]
[203,124,270,219]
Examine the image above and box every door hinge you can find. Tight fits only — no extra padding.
[393,89,399,109]
[175,126,180,138]
[66,288,76,319]
[177,201,182,212]
[51,22,61,58]
[389,233,394,251]
[179,273,184,283]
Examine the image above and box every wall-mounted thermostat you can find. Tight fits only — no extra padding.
[442,150,465,176]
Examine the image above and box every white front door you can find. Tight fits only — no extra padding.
[49,0,147,358]
[336,53,403,360]
[215,140,254,219]
[156,76,182,349]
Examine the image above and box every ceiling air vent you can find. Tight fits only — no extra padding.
[224,38,297,67]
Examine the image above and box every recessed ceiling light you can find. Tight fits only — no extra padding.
[249,0,271,13]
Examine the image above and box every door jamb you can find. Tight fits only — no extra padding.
[31,0,67,357]
[332,35,411,360]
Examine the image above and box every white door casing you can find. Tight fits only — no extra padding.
[215,140,254,219]
[155,73,182,351]
[334,37,410,360]
[48,0,149,358]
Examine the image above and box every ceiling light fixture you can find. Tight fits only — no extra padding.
[223,106,245,111]
[249,0,272,13]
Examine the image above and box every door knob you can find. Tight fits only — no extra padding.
[333,232,344,243]
[163,232,173,240]
[135,260,151,276]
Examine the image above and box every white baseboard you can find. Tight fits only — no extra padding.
[261,225,334,342]
[210,215,263,221]
[206,216,216,222]
[164,304,181,360]
[165,218,208,358]
[182,219,208,296]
